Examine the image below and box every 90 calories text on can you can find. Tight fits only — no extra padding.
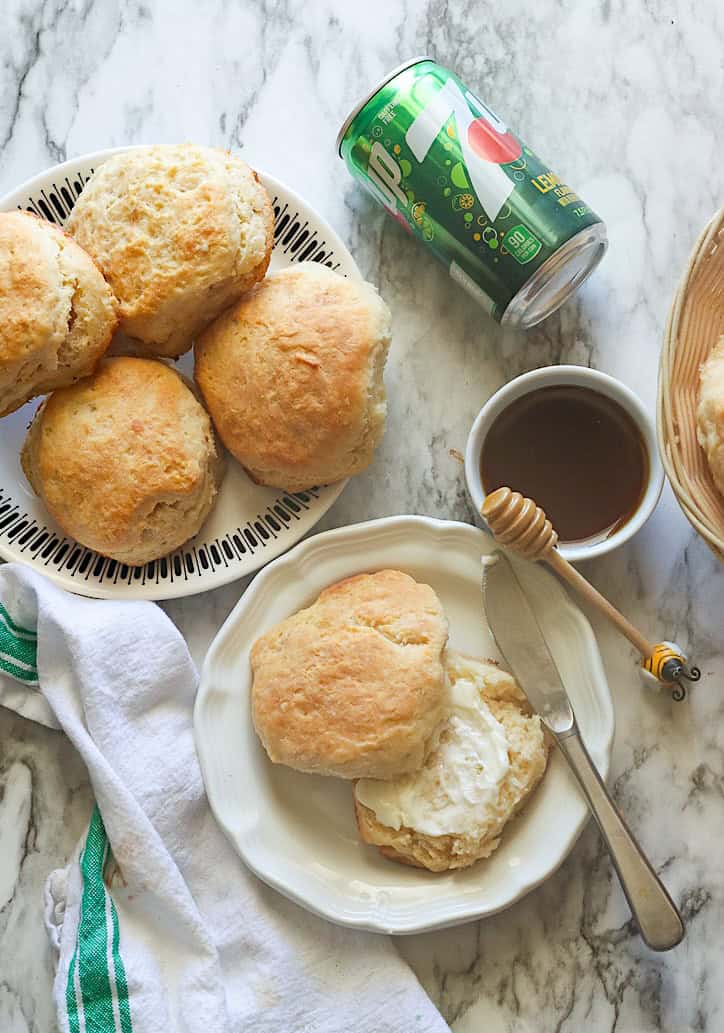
[337,58,607,330]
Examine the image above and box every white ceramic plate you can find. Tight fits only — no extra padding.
[194,516,615,934]
[0,148,357,599]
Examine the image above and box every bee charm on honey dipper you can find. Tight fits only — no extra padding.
[482,487,701,700]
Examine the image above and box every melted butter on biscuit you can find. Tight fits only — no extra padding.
[356,661,511,837]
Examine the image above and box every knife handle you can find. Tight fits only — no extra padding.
[556,728,684,951]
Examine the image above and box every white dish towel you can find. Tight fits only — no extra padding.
[0,564,449,1033]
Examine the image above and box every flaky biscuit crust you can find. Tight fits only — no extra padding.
[195,264,391,491]
[66,145,273,357]
[0,211,117,417]
[354,654,548,871]
[697,339,724,497]
[21,357,224,565]
[251,570,448,780]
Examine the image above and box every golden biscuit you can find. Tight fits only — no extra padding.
[66,145,273,357]
[697,338,724,497]
[195,264,391,491]
[0,211,117,417]
[251,570,448,779]
[354,652,548,870]
[21,357,224,565]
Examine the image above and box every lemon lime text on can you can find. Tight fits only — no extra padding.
[337,58,607,329]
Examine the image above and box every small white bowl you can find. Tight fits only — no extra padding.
[464,366,664,563]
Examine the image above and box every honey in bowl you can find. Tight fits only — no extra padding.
[480,385,648,544]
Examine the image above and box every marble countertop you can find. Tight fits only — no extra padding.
[1,1,723,1030]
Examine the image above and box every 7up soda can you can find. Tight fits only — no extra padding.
[337,58,607,328]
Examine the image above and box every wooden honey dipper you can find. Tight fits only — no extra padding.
[482,487,700,698]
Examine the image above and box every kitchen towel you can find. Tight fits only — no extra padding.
[0,564,449,1033]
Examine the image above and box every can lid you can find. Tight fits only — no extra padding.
[501,223,608,330]
[335,56,431,157]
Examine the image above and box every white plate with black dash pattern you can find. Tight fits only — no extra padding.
[0,148,356,600]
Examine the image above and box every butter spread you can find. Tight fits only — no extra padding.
[355,666,510,837]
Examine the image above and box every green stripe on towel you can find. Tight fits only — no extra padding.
[65,952,81,1033]
[110,895,133,1033]
[0,651,38,683]
[0,598,132,1030]
[0,602,37,638]
[0,603,39,684]
[65,809,133,1033]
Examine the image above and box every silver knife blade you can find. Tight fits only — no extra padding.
[482,552,574,735]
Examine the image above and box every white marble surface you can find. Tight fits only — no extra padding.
[1,1,723,1030]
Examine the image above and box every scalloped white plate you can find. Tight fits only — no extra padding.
[194,516,615,934]
[0,148,356,599]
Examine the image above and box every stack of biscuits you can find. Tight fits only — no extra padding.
[251,569,549,871]
[0,144,392,565]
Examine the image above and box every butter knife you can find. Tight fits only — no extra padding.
[483,552,684,952]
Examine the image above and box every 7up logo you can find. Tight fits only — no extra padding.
[366,141,409,210]
[366,73,522,221]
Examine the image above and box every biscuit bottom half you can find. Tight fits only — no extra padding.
[354,652,549,872]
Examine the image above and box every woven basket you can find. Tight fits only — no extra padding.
[658,207,724,561]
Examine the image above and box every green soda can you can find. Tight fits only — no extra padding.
[337,58,607,328]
